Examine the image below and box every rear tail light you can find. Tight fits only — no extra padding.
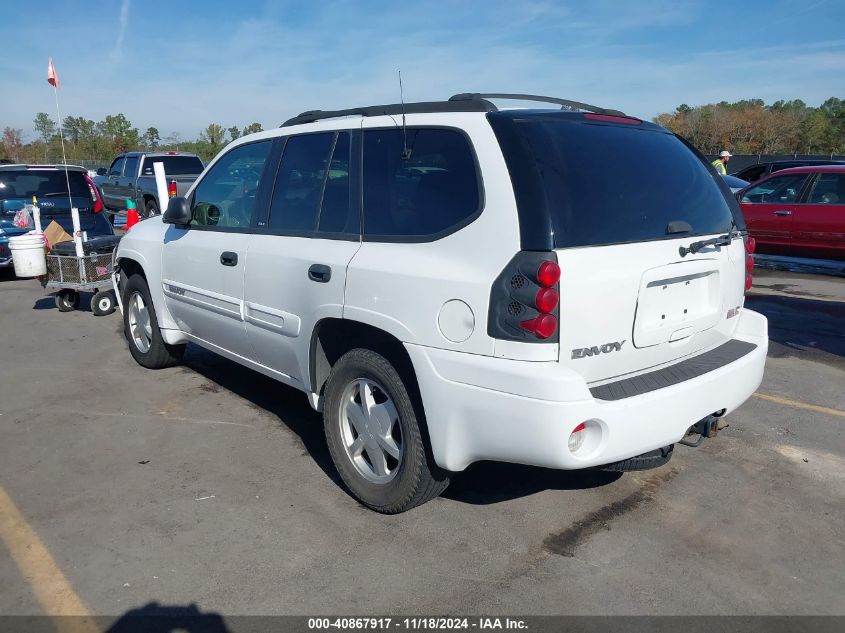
[488,252,560,343]
[568,422,587,452]
[168,180,177,198]
[744,236,755,292]
[83,175,103,212]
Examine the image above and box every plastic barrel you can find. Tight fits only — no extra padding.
[9,233,47,277]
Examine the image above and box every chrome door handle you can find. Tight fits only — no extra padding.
[773,210,792,216]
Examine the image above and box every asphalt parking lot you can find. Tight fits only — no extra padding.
[0,264,843,618]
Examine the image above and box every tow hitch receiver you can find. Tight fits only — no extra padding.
[679,412,723,447]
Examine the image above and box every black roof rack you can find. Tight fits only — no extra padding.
[281,92,626,127]
[449,93,627,117]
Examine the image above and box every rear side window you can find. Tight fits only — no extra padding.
[737,165,766,182]
[123,156,139,178]
[362,128,481,240]
[141,155,204,176]
[490,114,735,249]
[808,173,845,204]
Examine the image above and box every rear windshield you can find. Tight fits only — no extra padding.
[490,114,735,249]
[141,155,203,175]
[0,169,89,201]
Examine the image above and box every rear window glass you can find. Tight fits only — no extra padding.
[362,128,481,240]
[141,155,204,175]
[491,115,735,248]
[0,170,89,201]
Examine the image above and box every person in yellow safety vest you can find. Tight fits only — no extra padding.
[712,150,732,175]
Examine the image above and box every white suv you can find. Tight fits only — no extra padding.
[113,93,768,513]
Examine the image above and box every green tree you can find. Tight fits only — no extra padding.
[98,113,139,153]
[1,127,23,160]
[200,123,226,155]
[143,127,161,150]
[242,122,263,135]
[228,126,241,141]
[33,113,56,159]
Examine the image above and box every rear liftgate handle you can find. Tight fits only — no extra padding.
[220,251,238,267]
[308,264,332,283]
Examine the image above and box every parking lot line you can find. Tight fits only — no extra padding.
[754,392,845,419]
[0,485,99,632]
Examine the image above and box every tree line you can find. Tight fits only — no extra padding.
[3,97,843,166]
[0,113,264,166]
[653,97,844,155]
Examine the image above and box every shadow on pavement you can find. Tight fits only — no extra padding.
[182,344,622,505]
[746,294,845,359]
[105,603,230,633]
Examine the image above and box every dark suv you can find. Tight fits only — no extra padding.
[733,159,845,184]
[0,165,113,269]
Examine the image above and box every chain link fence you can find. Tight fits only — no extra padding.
[705,153,845,174]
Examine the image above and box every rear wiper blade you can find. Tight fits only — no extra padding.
[679,234,732,257]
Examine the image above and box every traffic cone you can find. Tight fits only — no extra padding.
[124,198,140,230]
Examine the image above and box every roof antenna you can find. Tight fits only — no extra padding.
[399,70,411,160]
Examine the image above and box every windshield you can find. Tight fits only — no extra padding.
[0,169,90,214]
[141,155,203,176]
[490,113,736,249]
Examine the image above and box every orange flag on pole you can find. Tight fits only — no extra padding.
[47,58,60,88]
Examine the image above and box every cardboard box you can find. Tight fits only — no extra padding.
[43,220,73,249]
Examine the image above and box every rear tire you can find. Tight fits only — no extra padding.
[323,348,450,513]
[55,289,80,312]
[122,274,185,368]
[92,290,116,316]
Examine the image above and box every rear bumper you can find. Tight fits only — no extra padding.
[407,309,768,472]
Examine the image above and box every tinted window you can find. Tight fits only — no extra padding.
[268,133,335,233]
[362,128,480,239]
[741,174,808,204]
[808,173,845,204]
[122,156,139,178]
[737,165,767,182]
[771,162,802,173]
[491,115,734,248]
[317,133,357,235]
[141,155,204,176]
[191,140,272,229]
[109,157,125,176]
[0,170,91,212]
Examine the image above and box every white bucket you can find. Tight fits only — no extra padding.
[9,233,47,277]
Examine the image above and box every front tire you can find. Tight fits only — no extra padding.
[323,349,450,513]
[122,274,185,368]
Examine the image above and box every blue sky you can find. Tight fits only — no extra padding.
[1,0,843,141]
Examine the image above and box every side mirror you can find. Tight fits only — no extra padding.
[96,167,107,175]
[163,196,191,226]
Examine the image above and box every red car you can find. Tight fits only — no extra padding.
[738,165,845,260]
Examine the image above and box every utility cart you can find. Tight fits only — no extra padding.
[44,235,121,316]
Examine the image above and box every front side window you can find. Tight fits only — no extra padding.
[741,174,808,204]
[362,128,481,239]
[190,140,272,229]
[109,157,125,176]
[737,165,766,182]
[807,173,845,205]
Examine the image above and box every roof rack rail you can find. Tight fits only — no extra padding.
[281,99,495,127]
[280,92,628,127]
[449,93,627,117]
